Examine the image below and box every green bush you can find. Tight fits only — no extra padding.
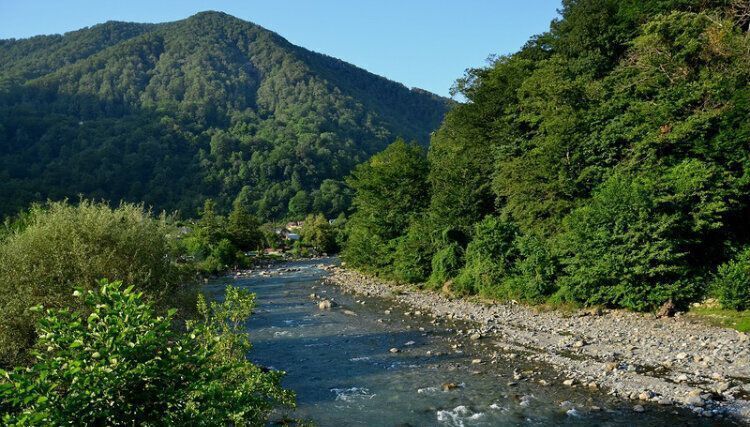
[429,242,464,288]
[0,201,185,366]
[711,248,750,311]
[501,234,559,303]
[393,217,435,283]
[0,281,294,425]
[558,171,705,311]
[453,217,519,296]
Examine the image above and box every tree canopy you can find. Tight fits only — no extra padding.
[344,0,750,312]
[0,11,449,220]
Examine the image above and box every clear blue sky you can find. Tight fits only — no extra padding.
[0,0,562,97]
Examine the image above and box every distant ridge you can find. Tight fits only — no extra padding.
[0,11,450,218]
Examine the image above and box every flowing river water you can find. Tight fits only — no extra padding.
[204,259,734,426]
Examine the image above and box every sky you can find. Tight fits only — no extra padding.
[0,0,562,97]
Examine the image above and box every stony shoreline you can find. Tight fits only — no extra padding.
[321,266,750,423]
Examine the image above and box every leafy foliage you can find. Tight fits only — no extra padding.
[299,213,339,254]
[428,243,464,288]
[180,199,267,274]
[453,217,519,297]
[393,216,436,283]
[711,248,750,311]
[0,281,293,425]
[0,200,185,366]
[343,1,750,312]
[342,139,429,276]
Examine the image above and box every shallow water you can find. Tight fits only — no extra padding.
[204,259,734,426]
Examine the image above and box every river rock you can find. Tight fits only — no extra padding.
[656,299,677,318]
[715,382,730,393]
[318,300,336,310]
[633,405,645,413]
[684,395,704,407]
[389,347,400,353]
[442,382,459,391]
[470,333,482,340]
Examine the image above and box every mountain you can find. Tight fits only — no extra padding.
[0,11,449,219]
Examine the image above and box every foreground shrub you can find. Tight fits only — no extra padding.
[712,248,750,311]
[0,200,184,366]
[0,281,294,425]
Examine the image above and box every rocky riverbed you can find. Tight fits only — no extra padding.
[322,266,750,423]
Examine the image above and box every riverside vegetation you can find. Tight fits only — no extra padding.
[0,199,340,424]
[342,0,750,322]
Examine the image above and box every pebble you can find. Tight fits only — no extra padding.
[684,395,704,407]
[442,382,459,391]
[389,348,400,353]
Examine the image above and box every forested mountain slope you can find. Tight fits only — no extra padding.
[0,11,449,218]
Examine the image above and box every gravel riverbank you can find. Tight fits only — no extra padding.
[321,266,750,423]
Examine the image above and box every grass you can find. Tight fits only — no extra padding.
[687,306,750,333]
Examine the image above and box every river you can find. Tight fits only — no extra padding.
[204,258,733,426]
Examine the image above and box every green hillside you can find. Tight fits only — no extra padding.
[0,11,449,219]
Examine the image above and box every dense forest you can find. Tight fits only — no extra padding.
[0,11,449,219]
[344,0,750,313]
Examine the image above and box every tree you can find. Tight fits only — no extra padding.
[197,199,224,245]
[300,213,337,254]
[227,200,263,251]
[287,190,311,220]
[342,139,430,274]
